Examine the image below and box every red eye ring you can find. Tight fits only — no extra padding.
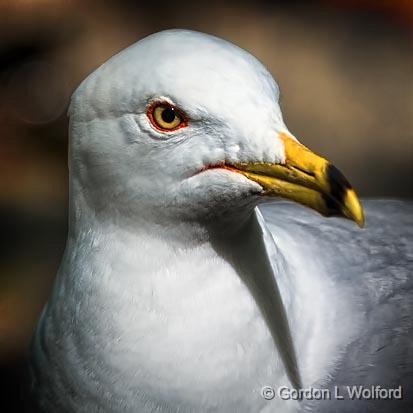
[146,101,188,132]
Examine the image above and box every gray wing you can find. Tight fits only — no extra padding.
[259,199,413,412]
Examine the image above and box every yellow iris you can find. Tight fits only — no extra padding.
[152,104,183,130]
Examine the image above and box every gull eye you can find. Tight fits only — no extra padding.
[147,102,187,132]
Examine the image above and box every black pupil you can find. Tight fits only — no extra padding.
[161,107,176,123]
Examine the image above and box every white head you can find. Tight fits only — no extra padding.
[68,29,363,229]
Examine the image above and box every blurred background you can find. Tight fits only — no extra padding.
[0,0,412,409]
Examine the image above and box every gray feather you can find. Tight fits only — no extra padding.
[260,199,413,412]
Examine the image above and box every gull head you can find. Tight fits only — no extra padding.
[69,29,363,227]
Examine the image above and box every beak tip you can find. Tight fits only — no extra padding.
[355,216,365,229]
[345,189,365,228]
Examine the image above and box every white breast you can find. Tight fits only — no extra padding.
[31,215,355,412]
[31,223,303,412]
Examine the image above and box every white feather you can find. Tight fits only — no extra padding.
[30,30,412,413]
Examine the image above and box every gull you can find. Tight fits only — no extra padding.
[29,30,412,412]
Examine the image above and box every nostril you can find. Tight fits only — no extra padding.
[290,165,316,178]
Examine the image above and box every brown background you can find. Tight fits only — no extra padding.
[0,0,412,408]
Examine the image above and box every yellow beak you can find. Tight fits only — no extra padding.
[230,133,364,227]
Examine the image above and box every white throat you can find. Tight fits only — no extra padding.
[33,205,292,410]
